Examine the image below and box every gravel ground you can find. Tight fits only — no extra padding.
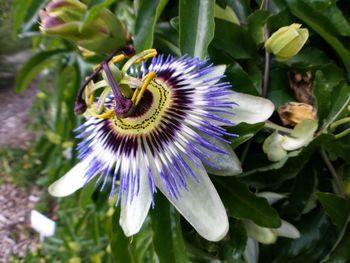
[0,183,42,262]
[0,52,42,262]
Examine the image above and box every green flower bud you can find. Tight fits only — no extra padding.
[265,23,309,60]
[39,0,127,54]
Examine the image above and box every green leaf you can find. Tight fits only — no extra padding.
[321,82,350,130]
[14,0,43,34]
[323,222,350,263]
[286,0,350,80]
[227,122,265,149]
[276,47,332,70]
[212,19,256,59]
[214,177,281,228]
[134,0,168,52]
[315,192,350,227]
[247,10,269,45]
[313,70,333,124]
[179,0,215,58]
[225,62,260,95]
[79,176,98,210]
[262,208,339,262]
[150,193,190,263]
[15,50,67,93]
[106,207,134,263]
[80,0,116,31]
[214,4,240,25]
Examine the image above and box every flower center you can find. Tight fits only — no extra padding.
[109,78,171,135]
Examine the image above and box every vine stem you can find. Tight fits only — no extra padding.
[319,149,345,197]
[262,0,270,98]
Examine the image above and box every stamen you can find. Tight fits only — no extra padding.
[121,49,157,74]
[133,71,157,106]
[74,45,135,115]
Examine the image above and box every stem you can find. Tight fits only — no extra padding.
[334,127,350,140]
[262,0,270,98]
[330,117,350,130]
[319,149,345,197]
[265,121,293,135]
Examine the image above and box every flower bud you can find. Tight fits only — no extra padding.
[39,0,127,54]
[265,23,309,60]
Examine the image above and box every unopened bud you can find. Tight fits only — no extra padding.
[265,23,309,60]
[39,0,127,54]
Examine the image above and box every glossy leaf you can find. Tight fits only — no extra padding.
[150,193,190,263]
[16,50,67,92]
[227,122,265,149]
[134,0,168,52]
[315,192,350,227]
[286,0,350,80]
[179,0,215,59]
[214,177,281,228]
[106,207,134,263]
[212,19,256,59]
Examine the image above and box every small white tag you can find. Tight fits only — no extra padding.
[30,210,56,240]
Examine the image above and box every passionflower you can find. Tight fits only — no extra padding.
[49,48,274,241]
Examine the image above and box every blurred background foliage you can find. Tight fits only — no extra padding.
[1,0,350,262]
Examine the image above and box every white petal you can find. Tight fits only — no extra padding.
[245,220,277,244]
[281,119,318,151]
[244,238,259,263]
[276,220,300,239]
[200,135,242,175]
[215,93,275,125]
[257,192,286,205]
[263,131,287,162]
[153,156,229,241]
[203,65,227,85]
[48,159,90,197]
[119,156,152,236]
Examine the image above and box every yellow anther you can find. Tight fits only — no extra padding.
[94,109,115,119]
[110,54,126,64]
[93,54,127,71]
[133,71,157,106]
[134,49,158,64]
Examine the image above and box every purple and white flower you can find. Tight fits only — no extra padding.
[49,53,274,241]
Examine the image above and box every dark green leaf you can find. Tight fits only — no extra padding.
[276,47,332,70]
[214,177,281,228]
[179,0,215,59]
[226,0,251,24]
[313,70,333,123]
[212,19,256,59]
[267,68,294,107]
[15,50,67,93]
[227,122,265,149]
[106,207,134,263]
[150,193,190,263]
[315,192,350,227]
[323,222,350,263]
[286,0,350,80]
[80,0,116,31]
[321,82,350,130]
[260,208,339,263]
[225,62,260,95]
[247,10,269,45]
[134,0,168,52]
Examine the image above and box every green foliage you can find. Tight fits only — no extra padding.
[7,0,350,262]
